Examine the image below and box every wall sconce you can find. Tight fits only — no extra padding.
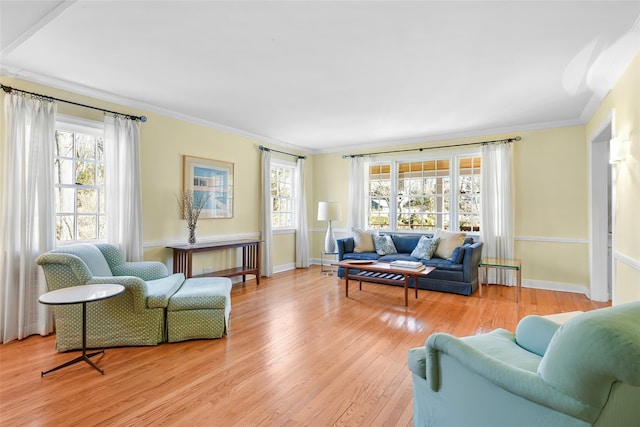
[317,201,342,253]
[609,136,630,164]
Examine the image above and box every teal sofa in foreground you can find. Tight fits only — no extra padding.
[408,302,640,427]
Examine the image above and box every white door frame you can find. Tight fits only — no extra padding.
[588,111,614,302]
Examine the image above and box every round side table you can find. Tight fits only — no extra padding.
[39,284,125,376]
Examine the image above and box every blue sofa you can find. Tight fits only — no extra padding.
[337,233,483,296]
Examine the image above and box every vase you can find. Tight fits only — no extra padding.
[188,226,196,245]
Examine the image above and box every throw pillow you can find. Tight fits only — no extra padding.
[434,229,466,259]
[352,227,375,253]
[410,235,433,258]
[372,234,397,255]
[449,243,470,263]
[422,237,440,260]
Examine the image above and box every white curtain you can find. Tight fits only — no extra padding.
[104,115,143,261]
[480,142,515,285]
[347,156,369,235]
[260,149,273,277]
[0,93,56,342]
[294,157,309,268]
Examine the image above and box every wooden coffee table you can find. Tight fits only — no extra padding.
[333,260,435,307]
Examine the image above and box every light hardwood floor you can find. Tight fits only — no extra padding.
[0,266,607,426]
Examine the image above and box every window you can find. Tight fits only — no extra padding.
[366,154,481,233]
[54,119,105,241]
[270,160,295,229]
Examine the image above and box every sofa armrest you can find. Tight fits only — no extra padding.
[423,332,599,422]
[515,315,561,357]
[462,242,483,282]
[337,237,354,261]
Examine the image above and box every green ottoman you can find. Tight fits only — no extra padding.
[167,277,232,343]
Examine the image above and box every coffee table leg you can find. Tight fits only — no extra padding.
[345,268,349,298]
[404,276,409,307]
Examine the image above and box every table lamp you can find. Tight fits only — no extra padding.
[317,202,341,253]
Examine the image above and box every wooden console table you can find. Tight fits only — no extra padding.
[167,239,261,284]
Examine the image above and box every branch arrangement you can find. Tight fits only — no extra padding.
[178,189,211,230]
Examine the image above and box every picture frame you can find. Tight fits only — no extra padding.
[183,155,234,219]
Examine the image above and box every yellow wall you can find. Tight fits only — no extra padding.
[586,52,640,304]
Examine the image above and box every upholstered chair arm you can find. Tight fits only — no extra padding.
[418,333,601,422]
[36,253,94,287]
[87,276,149,313]
[111,262,169,281]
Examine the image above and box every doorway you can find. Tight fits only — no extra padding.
[589,113,614,302]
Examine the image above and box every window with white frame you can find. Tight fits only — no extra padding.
[270,160,295,229]
[54,118,106,241]
[366,153,481,233]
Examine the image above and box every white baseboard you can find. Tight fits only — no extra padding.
[521,279,589,296]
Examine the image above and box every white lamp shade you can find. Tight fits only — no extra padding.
[317,202,342,221]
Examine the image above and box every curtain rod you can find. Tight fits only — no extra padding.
[1,83,148,122]
[258,144,307,159]
[342,136,521,158]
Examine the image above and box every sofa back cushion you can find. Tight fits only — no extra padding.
[391,234,423,253]
[52,244,113,277]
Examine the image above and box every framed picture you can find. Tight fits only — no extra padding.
[183,155,234,219]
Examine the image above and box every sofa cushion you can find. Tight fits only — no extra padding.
[343,252,380,261]
[434,229,466,259]
[352,227,375,253]
[373,234,397,255]
[146,273,186,308]
[392,234,423,253]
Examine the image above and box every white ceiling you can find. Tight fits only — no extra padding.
[1,1,639,153]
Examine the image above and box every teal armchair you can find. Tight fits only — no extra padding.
[408,302,640,427]
[36,243,185,352]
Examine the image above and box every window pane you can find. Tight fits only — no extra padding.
[77,215,97,240]
[97,163,104,186]
[56,187,75,213]
[75,161,95,185]
[77,188,98,213]
[55,158,74,185]
[98,190,105,214]
[76,134,96,159]
[96,138,104,162]
[55,131,74,158]
[98,215,106,239]
[56,216,75,241]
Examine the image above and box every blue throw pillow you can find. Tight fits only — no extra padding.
[450,243,470,263]
[373,234,398,255]
[411,236,440,260]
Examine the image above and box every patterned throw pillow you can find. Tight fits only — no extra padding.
[352,227,375,253]
[422,237,440,260]
[410,235,432,258]
[411,236,440,260]
[434,229,466,259]
[372,234,398,255]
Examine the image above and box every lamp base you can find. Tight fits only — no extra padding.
[324,221,336,253]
